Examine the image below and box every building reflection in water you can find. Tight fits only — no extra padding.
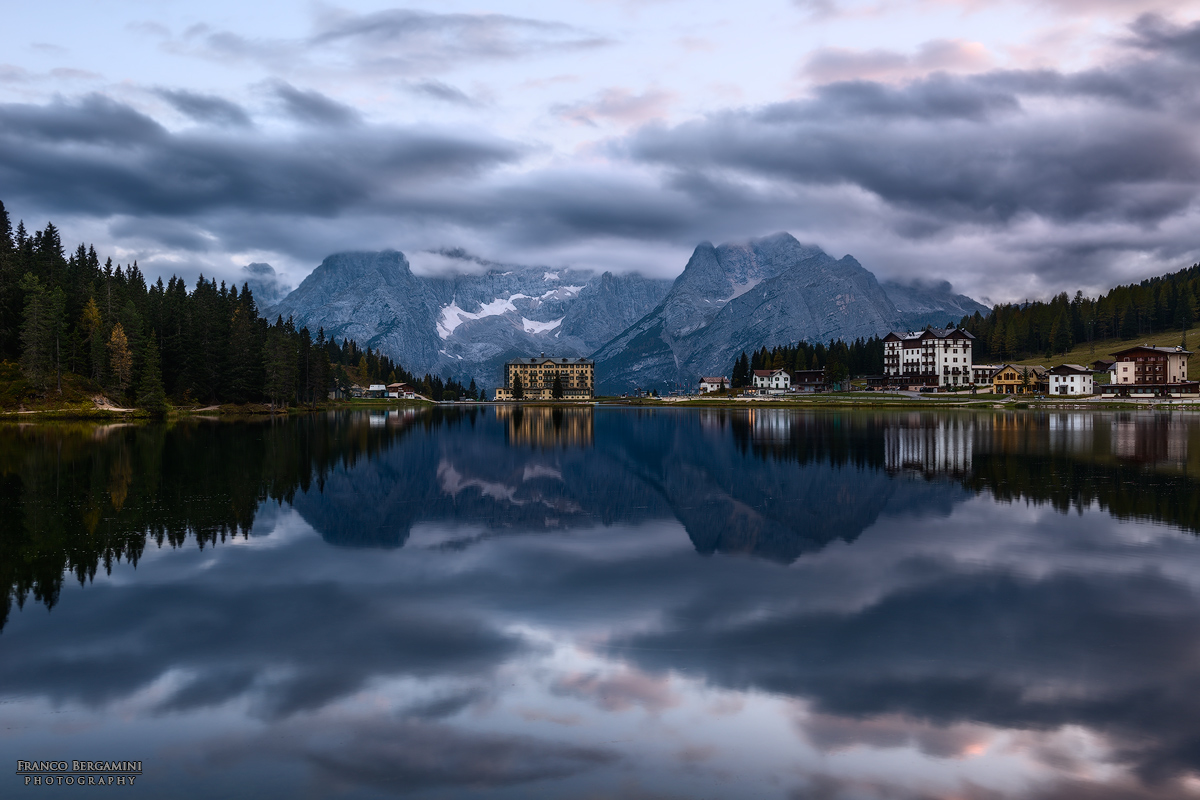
[883,414,974,478]
[496,405,593,448]
[877,410,1195,478]
[1111,413,1190,466]
[367,408,421,428]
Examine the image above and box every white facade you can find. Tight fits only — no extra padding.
[752,369,791,391]
[699,377,727,393]
[1049,366,1093,396]
[883,328,975,388]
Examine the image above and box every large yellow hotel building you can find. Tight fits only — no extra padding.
[494,355,595,400]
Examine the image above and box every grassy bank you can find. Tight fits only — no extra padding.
[1007,325,1200,379]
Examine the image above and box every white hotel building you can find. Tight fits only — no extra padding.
[883,328,976,389]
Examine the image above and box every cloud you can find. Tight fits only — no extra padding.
[154,88,252,127]
[616,36,1200,294]
[802,39,993,83]
[551,668,680,713]
[405,79,476,106]
[0,93,521,218]
[160,8,610,78]
[0,575,524,717]
[240,262,291,305]
[271,81,360,126]
[204,716,618,793]
[10,12,1200,299]
[1128,13,1200,62]
[554,88,676,127]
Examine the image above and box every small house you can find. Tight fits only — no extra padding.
[752,368,791,393]
[991,365,1048,395]
[1048,364,1094,396]
[699,377,728,394]
[790,369,826,393]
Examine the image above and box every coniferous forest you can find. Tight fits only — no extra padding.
[729,262,1200,383]
[730,338,886,387]
[0,201,484,409]
[955,265,1200,362]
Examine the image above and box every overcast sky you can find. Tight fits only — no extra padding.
[4,0,1200,303]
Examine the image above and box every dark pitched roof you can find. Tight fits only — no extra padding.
[505,356,594,365]
[1110,345,1192,357]
[885,327,977,341]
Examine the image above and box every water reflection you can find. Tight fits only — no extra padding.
[4,408,1200,798]
[498,405,594,448]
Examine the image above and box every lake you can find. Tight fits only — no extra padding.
[3,406,1200,799]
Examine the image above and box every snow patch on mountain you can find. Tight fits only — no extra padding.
[438,296,526,338]
[523,317,563,334]
[720,276,764,304]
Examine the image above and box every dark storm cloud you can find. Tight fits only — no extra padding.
[0,92,165,145]
[0,577,523,718]
[1128,14,1200,63]
[271,81,360,126]
[154,88,252,127]
[201,716,618,794]
[616,566,1200,784]
[0,93,522,220]
[626,59,1200,231]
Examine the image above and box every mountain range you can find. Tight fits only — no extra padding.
[265,233,988,393]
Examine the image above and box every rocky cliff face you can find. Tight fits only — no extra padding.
[882,279,991,329]
[268,236,989,393]
[591,233,906,392]
[267,251,671,387]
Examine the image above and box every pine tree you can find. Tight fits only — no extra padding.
[19,273,51,389]
[512,374,524,400]
[137,331,167,416]
[552,374,564,399]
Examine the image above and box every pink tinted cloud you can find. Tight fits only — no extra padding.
[803,38,992,84]
[554,88,676,127]
[551,668,679,713]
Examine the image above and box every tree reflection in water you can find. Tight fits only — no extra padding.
[4,408,1200,798]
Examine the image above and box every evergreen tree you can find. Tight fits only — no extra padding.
[552,374,564,399]
[19,273,52,389]
[512,374,524,400]
[137,331,167,416]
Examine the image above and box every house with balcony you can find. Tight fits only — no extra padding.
[1101,345,1197,397]
[991,365,1048,395]
[971,364,1003,386]
[699,376,727,394]
[883,327,976,389]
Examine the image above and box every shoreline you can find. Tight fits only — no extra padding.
[5,395,1200,420]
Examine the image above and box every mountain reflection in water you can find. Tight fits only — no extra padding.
[3,408,1200,799]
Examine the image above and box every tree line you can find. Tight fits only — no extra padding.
[957,264,1200,362]
[0,201,487,409]
[730,337,886,387]
[725,260,1200,383]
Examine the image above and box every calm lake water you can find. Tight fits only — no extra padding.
[4,407,1200,799]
